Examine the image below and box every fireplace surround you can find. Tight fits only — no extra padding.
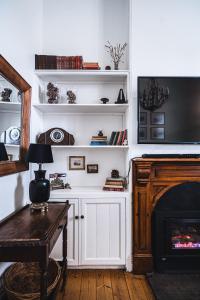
[132,158,200,274]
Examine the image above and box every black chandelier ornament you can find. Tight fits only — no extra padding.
[139,78,169,111]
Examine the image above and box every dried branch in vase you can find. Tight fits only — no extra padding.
[105,41,127,70]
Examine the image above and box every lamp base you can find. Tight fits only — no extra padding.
[30,202,48,212]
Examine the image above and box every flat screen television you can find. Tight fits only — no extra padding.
[138,77,200,144]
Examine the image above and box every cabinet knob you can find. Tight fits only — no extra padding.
[81,215,84,219]
[75,216,79,220]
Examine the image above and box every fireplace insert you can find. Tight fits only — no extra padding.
[152,182,200,272]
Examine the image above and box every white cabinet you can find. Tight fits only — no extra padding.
[50,199,79,266]
[80,198,125,265]
[50,197,126,267]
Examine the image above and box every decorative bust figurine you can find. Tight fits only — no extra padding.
[47,82,59,104]
[1,88,12,102]
[67,90,76,104]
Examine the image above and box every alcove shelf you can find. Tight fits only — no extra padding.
[0,102,21,112]
[35,70,129,83]
[33,103,129,114]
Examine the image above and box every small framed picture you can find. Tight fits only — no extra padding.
[49,173,66,190]
[69,156,85,170]
[151,127,165,140]
[87,164,98,174]
[151,112,165,125]
[7,154,13,161]
[139,112,147,125]
[139,127,147,140]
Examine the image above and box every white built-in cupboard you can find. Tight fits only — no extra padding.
[50,194,126,267]
[31,0,131,269]
[32,71,131,268]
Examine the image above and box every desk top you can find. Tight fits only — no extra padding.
[0,202,69,245]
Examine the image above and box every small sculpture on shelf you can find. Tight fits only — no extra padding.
[1,88,12,102]
[111,169,119,178]
[105,66,111,70]
[100,97,109,104]
[67,90,76,104]
[47,82,59,104]
[105,41,127,70]
[115,88,127,104]
[98,130,104,137]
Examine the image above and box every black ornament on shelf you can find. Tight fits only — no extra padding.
[100,97,109,104]
[105,66,111,70]
[139,78,169,111]
[98,130,104,137]
[115,88,127,104]
[1,88,12,102]
[111,169,119,178]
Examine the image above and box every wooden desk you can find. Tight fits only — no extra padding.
[0,202,70,300]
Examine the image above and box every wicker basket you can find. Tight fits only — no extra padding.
[3,259,61,300]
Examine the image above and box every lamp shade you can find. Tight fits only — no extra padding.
[26,143,53,164]
[0,143,8,161]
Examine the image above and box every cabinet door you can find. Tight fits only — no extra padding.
[50,199,79,266]
[80,198,126,265]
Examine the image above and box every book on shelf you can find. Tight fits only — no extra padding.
[103,176,126,192]
[90,141,108,145]
[103,187,124,192]
[109,131,116,145]
[90,134,108,145]
[82,62,100,70]
[35,54,83,69]
[109,130,128,146]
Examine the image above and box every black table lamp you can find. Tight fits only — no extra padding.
[26,143,53,211]
[0,143,8,161]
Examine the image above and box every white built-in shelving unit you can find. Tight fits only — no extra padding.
[34,70,131,192]
[32,0,131,269]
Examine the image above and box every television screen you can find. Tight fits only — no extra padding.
[138,77,200,144]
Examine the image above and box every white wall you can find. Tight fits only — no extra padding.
[0,0,43,275]
[0,0,43,219]
[42,0,129,69]
[130,0,200,156]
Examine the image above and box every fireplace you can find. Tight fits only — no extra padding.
[153,182,200,272]
[132,158,200,274]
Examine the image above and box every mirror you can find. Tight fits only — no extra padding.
[0,55,31,176]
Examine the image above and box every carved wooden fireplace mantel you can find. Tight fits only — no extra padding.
[132,157,200,274]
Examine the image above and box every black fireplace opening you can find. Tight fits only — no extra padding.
[152,182,200,272]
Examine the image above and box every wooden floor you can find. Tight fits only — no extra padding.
[56,270,155,300]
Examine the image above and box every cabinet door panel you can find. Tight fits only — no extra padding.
[50,199,78,266]
[80,198,125,265]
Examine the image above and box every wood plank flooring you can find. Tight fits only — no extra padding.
[56,270,155,300]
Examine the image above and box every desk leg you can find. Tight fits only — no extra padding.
[40,256,49,300]
[62,223,67,290]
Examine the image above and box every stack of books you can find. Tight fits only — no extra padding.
[90,135,108,146]
[83,62,100,70]
[103,177,125,192]
[109,129,128,145]
[35,55,83,69]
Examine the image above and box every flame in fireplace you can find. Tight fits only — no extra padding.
[174,242,200,249]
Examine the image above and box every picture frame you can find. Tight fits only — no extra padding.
[69,156,85,170]
[87,164,98,173]
[151,112,165,125]
[139,112,147,125]
[151,127,165,140]
[139,127,147,140]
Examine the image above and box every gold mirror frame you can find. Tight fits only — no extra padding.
[0,55,31,176]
